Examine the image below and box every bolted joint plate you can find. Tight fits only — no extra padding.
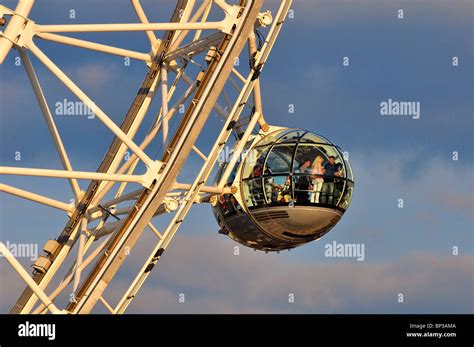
[141,160,164,188]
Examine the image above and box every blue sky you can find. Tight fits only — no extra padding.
[0,0,473,313]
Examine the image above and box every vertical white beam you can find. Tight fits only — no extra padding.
[161,65,169,145]
[253,79,266,128]
[73,219,87,293]
[219,110,262,188]
[248,31,267,129]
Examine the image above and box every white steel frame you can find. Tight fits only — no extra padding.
[0,0,292,314]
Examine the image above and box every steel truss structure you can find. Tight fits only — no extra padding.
[0,0,292,314]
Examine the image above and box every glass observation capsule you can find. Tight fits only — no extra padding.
[212,128,354,252]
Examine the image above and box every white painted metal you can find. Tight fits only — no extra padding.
[0,166,145,183]
[0,242,62,314]
[161,65,170,144]
[69,0,262,314]
[72,219,87,293]
[37,32,152,62]
[36,21,227,34]
[114,0,292,313]
[27,43,156,169]
[0,0,34,63]
[32,235,112,315]
[131,0,160,47]
[0,0,293,314]
[0,184,74,213]
[7,9,170,312]
[19,49,82,199]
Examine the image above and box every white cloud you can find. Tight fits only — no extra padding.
[115,234,474,313]
[70,62,119,95]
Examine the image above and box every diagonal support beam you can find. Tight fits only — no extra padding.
[131,0,160,47]
[26,42,155,168]
[248,30,268,129]
[73,218,87,293]
[88,80,199,210]
[36,32,151,62]
[147,222,163,239]
[0,242,63,314]
[19,48,82,200]
[31,235,111,314]
[193,0,213,41]
[169,0,210,52]
[0,183,75,213]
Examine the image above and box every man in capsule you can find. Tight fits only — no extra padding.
[321,156,341,205]
[296,159,312,203]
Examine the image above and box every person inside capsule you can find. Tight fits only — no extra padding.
[233,130,354,212]
[310,155,324,203]
[320,155,341,205]
[295,158,312,203]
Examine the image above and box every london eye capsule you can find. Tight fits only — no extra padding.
[212,128,354,252]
